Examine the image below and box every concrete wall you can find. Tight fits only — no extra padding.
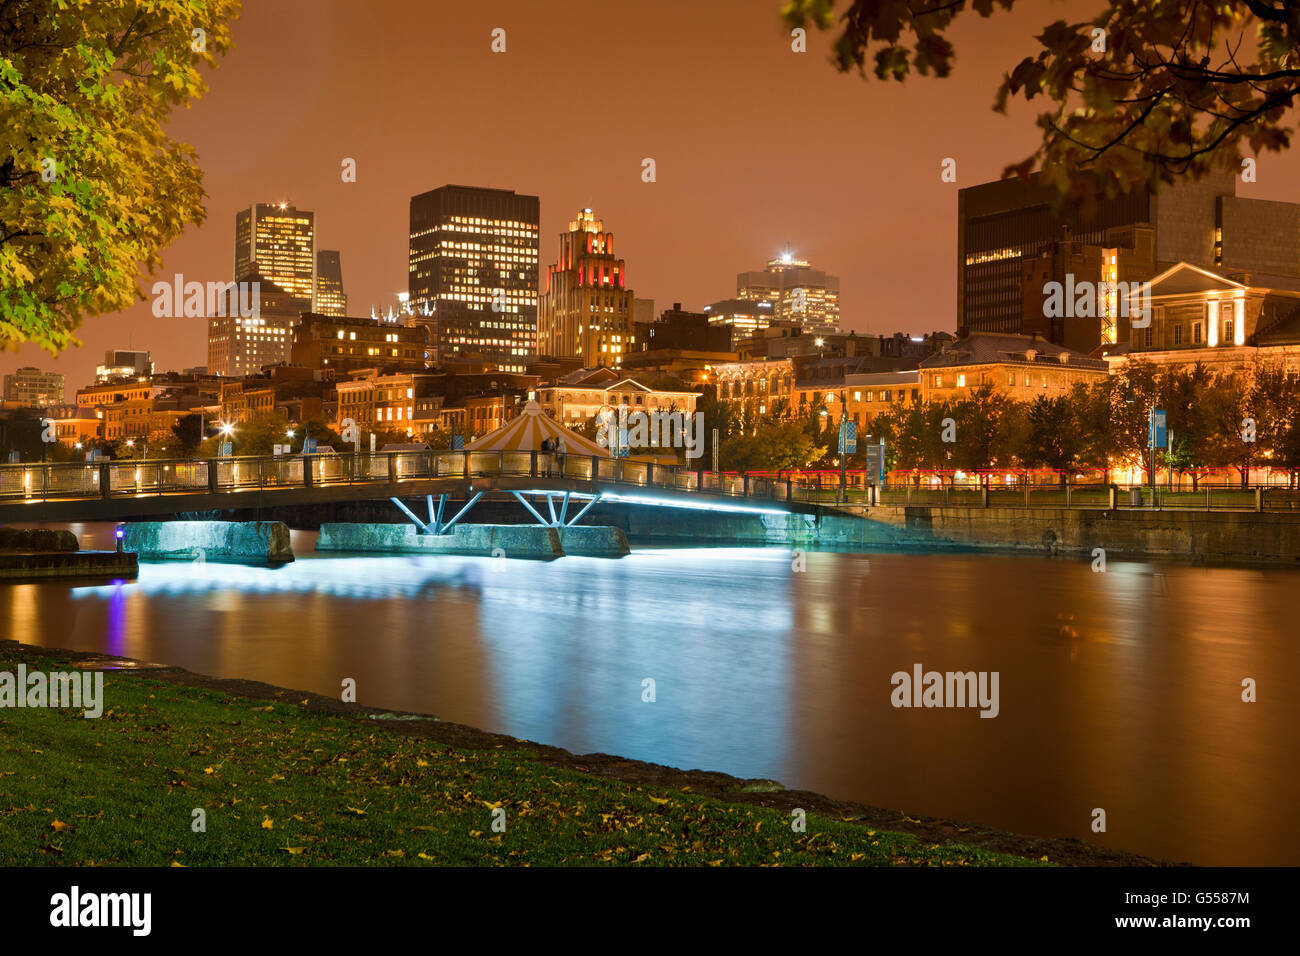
[867,505,1300,566]
[317,523,564,560]
[0,551,137,581]
[582,503,1300,566]
[316,523,630,560]
[122,521,294,564]
[557,526,631,557]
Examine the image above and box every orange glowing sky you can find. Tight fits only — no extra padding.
[4,0,1297,388]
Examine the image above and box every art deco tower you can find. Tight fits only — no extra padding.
[538,209,636,365]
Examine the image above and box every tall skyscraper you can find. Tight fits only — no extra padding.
[736,251,840,333]
[234,202,317,306]
[538,208,636,365]
[316,250,347,317]
[408,185,540,373]
[957,169,1300,339]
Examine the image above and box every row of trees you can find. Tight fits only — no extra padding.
[874,361,1300,487]
[706,360,1300,486]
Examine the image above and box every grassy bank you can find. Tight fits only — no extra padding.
[0,648,1059,868]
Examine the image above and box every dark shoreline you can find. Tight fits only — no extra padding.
[2,639,1186,867]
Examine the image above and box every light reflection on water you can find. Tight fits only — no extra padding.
[3,528,1296,865]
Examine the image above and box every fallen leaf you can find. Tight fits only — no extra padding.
[261,817,273,829]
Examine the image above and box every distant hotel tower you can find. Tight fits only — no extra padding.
[233,202,317,307]
[316,250,347,317]
[538,208,636,365]
[735,251,840,334]
[408,185,539,373]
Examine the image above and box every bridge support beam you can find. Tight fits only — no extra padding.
[392,491,481,534]
[565,493,601,527]
[512,490,600,528]
[390,496,429,533]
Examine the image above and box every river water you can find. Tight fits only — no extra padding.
[3,522,1296,865]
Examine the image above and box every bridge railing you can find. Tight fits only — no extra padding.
[0,451,901,509]
[0,452,791,505]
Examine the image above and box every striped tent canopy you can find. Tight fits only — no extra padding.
[466,401,609,456]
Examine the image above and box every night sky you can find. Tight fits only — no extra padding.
[4,0,1297,388]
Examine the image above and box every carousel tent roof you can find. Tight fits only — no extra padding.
[465,401,609,456]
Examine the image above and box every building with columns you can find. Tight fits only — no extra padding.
[1120,262,1300,374]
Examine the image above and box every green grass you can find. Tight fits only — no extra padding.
[0,652,1046,867]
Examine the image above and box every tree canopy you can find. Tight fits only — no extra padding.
[782,0,1300,202]
[1,0,240,351]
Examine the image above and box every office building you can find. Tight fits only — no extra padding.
[316,250,347,317]
[234,202,317,307]
[291,312,427,375]
[3,367,64,405]
[704,297,776,345]
[207,273,307,377]
[1019,225,1157,354]
[95,349,154,383]
[408,184,540,372]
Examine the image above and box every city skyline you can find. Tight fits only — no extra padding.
[10,0,1297,390]
[6,0,1300,893]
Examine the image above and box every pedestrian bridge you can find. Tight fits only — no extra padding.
[0,451,852,526]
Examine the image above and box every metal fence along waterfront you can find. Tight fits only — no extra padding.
[4,452,1299,514]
